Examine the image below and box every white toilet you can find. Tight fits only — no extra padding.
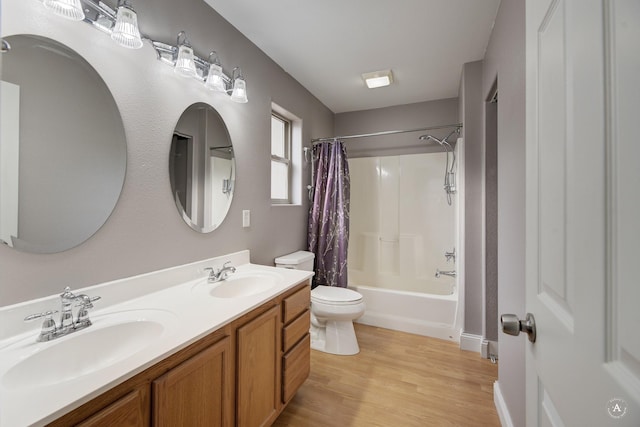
[275,251,365,355]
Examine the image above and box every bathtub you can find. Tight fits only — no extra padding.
[350,271,461,342]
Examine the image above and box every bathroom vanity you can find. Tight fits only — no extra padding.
[0,251,312,427]
[51,282,309,427]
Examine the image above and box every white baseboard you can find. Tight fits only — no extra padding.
[481,339,499,359]
[459,332,482,352]
[494,381,514,427]
[481,339,489,358]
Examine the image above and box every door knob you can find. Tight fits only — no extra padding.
[501,313,536,343]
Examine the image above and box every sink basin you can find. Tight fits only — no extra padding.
[207,272,281,298]
[2,309,176,390]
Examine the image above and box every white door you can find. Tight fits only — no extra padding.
[525,0,639,425]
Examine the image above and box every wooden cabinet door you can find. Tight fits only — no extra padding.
[76,387,148,427]
[236,306,280,427]
[152,337,231,427]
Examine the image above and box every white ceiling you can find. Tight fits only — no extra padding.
[204,0,501,113]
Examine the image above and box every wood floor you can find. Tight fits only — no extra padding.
[273,324,500,427]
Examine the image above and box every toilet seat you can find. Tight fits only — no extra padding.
[311,286,363,305]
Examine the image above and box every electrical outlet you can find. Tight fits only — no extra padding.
[242,210,250,227]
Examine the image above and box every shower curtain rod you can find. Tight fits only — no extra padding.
[311,123,463,144]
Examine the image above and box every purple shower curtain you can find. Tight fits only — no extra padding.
[307,141,350,288]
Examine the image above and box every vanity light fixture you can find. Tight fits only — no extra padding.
[362,69,394,89]
[150,34,248,103]
[204,52,227,93]
[43,0,85,21]
[230,67,248,103]
[110,0,143,49]
[37,0,249,104]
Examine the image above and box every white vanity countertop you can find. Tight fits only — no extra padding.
[0,250,313,427]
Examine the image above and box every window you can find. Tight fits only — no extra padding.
[271,113,291,203]
[271,102,302,205]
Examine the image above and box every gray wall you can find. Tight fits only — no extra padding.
[485,98,498,342]
[0,0,333,306]
[334,99,459,158]
[483,0,527,425]
[458,61,484,337]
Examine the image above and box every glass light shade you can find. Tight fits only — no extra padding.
[110,6,143,49]
[230,77,248,103]
[205,63,226,92]
[43,0,85,21]
[174,44,197,78]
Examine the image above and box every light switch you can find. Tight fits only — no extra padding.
[242,210,250,227]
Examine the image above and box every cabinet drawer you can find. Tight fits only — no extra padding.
[282,285,310,324]
[283,310,310,352]
[282,334,310,403]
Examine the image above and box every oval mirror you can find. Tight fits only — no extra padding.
[169,103,235,233]
[0,35,127,253]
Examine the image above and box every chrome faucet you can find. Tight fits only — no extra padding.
[24,287,101,342]
[205,261,236,283]
[75,294,98,328]
[59,287,78,333]
[435,269,457,279]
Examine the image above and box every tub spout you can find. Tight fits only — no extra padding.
[435,269,456,279]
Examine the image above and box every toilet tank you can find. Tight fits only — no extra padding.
[275,250,315,271]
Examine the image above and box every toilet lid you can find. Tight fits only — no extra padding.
[311,286,363,303]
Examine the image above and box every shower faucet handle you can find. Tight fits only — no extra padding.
[435,269,456,279]
[444,248,456,263]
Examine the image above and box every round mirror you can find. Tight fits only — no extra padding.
[0,35,127,253]
[169,103,235,233]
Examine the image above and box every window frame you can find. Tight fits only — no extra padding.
[271,112,292,204]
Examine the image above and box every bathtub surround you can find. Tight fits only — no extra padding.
[0,0,333,305]
[348,154,455,294]
[348,152,461,340]
[307,141,350,288]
